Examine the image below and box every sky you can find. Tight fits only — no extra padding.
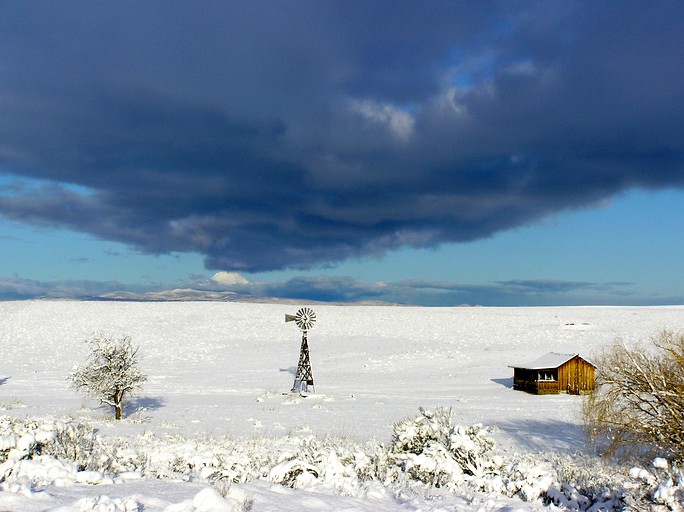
[0,1,683,306]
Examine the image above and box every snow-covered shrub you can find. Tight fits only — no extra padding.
[491,451,629,509]
[268,458,320,488]
[0,399,25,411]
[499,458,557,503]
[72,495,141,512]
[0,417,91,491]
[42,420,97,470]
[548,452,627,508]
[621,458,684,510]
[495,451,684,511]
[189,486,249,512]
[351,440,387,482]
[448,423,497,478]
[392,406,454,454]
[212,479,255,511]
[398,439,467,487]
[7,412,684,511]
[0,416,56,464]
[390,407,500,488]
[105,442,149,476]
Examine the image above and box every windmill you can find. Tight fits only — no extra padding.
[285,307,317,394]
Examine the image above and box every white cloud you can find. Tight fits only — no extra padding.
[349,99,415,141]
[211,271,250,287]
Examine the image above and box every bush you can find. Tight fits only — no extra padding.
[583,330,684,461]
[43,421,98,470]
[8,413,684,510]
[68,333,147,420]
[391,407,498,487]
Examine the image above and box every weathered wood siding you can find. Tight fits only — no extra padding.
[557,356,595,394]
[535,380,559,395]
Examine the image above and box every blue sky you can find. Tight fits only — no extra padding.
[0,1,683,306]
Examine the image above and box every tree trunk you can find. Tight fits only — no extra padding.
[114,388,123,420]
[114,387,124,420]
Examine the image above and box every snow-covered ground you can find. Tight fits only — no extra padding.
[1,301,683,511]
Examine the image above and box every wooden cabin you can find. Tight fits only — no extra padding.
[509,352,595,395]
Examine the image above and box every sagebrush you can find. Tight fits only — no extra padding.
[583,330,684,461]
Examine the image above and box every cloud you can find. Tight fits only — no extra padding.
[210,272,250,287]
[0,2,682,272]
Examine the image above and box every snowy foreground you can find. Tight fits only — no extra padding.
[1,301,684,511]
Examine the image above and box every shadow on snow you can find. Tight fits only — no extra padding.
[127,396,165,412]
[494,418,588,454]
[490,377,513,389]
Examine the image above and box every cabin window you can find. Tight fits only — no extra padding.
[537,370,557,381]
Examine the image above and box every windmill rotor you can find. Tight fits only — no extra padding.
[285,307,316,331]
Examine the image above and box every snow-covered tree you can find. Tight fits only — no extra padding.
[68,333,147,420]
[583,330,684,460]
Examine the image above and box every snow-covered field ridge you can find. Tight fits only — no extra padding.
[1,302,683,511]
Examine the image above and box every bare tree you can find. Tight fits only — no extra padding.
[583,330,684,460]
[68,333,147,420]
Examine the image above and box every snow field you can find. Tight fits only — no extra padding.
[1,301,684,510]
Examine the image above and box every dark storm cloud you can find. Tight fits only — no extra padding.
[0,1,682,271]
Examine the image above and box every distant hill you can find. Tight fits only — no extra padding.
[86,288,397,305]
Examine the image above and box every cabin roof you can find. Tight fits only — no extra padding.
[509,351,594,370]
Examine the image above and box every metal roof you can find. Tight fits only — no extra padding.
[508,351,591,370]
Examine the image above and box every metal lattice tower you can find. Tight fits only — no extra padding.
[285,307,316,394]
